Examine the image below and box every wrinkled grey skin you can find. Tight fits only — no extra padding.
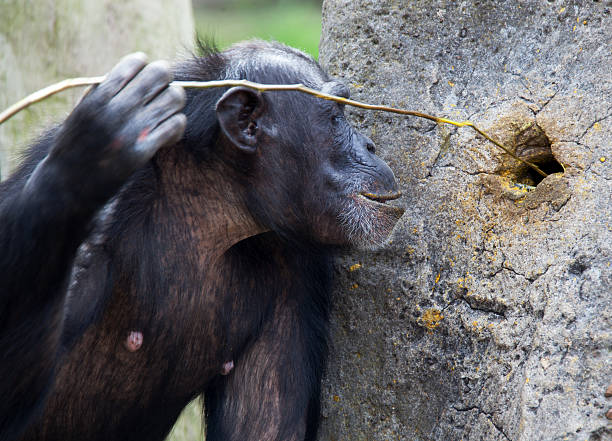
[318,1,611,440]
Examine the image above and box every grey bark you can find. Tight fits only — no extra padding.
[319,1,611,440]
[0,0,194,179]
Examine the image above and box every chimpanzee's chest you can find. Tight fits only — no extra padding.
[27,234,288,441]
[31,280,274,441]
[90,271,272,396]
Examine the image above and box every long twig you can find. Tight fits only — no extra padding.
[0,77,547,177]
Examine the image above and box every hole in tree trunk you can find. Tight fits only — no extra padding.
[501,122,564,187]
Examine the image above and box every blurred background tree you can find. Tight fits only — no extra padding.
[0,0,194,179]
[193,0,323,58]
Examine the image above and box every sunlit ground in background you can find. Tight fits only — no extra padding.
[194,1,322,58]
[166,398,203,441]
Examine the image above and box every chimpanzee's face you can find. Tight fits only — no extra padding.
[275,79,404,249]
[215,59,404,249]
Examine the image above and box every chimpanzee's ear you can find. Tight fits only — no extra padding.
[216,86,265,154]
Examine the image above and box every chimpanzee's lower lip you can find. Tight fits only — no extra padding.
[360,191,402,203]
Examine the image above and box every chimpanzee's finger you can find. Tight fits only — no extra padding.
[142,84,186,126]
[95,53,148,102]
[132,113,186,161]
[110,61,173,113]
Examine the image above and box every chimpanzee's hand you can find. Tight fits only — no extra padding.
[38,53,186,207]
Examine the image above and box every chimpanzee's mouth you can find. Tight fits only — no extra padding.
[360,192,402,204]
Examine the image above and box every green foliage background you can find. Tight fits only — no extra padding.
[194,0,322,58]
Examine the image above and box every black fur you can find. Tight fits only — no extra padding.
[1,40,402,441]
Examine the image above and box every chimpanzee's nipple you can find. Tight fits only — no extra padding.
[221,360,234,375]
[124,330,144,352]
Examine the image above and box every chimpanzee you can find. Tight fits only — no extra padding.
[1,40,404,441]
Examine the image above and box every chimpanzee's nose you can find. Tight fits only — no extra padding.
[355,134,401,200]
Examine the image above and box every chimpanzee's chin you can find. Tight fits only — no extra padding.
[337,195,404,250]
[359,204,404,250]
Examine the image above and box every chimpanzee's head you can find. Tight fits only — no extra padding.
[181,40,404,249]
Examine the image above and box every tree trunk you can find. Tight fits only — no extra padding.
[319,1,611,440]
[0,0,194,179]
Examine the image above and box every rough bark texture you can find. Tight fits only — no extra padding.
[319,1,611,440]
[0,0,194,179]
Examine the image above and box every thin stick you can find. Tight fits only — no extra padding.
[0,76,106,124]
[0,77,547,177]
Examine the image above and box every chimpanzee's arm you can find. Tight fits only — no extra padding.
[0,53,186,441]
[204,301,328,441]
